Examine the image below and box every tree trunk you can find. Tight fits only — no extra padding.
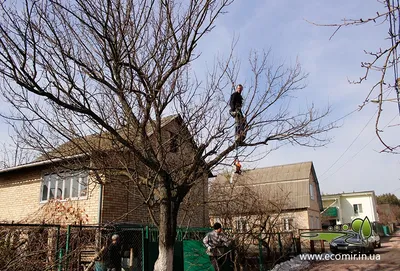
[154,198,179,271]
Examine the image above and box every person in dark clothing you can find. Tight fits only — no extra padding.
[104,234,122,271]
[229,84,246,141]
[229,84,243,117]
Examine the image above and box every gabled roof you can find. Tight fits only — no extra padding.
[237,161,313,184]
[0,114,183,174]
[213,161,322,211]
[37,114,183,160]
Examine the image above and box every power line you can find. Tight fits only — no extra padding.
[321,1,400,179]
[332,108,359,123]
[320,109,377,178]
[321,114,398,181]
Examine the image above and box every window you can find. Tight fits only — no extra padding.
[169,133,178,153]
[353,204,363,215]
[236,218,248,233]
[309,183,315,200]
[283,218,294,231]
[40,171,88,202]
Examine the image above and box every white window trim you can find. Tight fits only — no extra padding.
[310,183,315,200]
[283,218,294,231]
[40,171,88,203]
[353,203,363,215]
[236,217,248,233]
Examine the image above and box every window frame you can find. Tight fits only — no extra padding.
[169,132,178,153]
[283,218,294,231]
[236,218,248,233]
[309,183,315,200]
[353,203,363,215]
[40,171,89,203]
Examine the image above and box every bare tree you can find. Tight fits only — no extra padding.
[377,204,400,225]
[0,1,333,270]
[0,138,37,169]
[308,0,400,152]
[208,174,295,270]
[0,225,56,271]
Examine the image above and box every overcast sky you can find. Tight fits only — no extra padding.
[198,0,400,197]
[0,1,398,197]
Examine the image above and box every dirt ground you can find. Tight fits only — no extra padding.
[308,230,400,271]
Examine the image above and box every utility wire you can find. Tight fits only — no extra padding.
[321,87,394,179]
[332,108,359,123]
[321,114,398,181]
[321,3,400,183]
[320,109,377,178]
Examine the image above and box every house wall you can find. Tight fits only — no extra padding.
[339,194,378,224]
[178,175,208,227]
[0,168,42,222]
[0,166,101,224]
[322,192,378,225]
[307,209,322,229]
[281,209,321,230]
[101,177,150,224]
[98,119,208,227]
[308,173,321,212]
[101,174,208,227]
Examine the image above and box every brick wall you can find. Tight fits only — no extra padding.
[0,165,208,226]
[0,166,101,224]
[0,168,42,222]
[280,209,310,230]
[101,174,208,227]
[178,175,208,227]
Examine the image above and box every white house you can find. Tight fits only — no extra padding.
[321,191,379,227]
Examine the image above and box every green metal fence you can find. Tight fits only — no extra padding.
[65,224,145,271]
[0,223,307,271]
[145,227,220,271]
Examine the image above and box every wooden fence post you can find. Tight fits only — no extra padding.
[310,240,315,254]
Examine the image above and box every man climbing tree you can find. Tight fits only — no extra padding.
[229,84,246,141]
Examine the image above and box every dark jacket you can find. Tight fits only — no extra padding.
[230,92,243,111]
[104,242,122,269]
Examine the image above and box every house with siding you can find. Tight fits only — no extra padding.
[0,115,208,227]
[210,161,323,232]
[321,191,379,227]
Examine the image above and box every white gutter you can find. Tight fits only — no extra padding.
[0,153,87,174]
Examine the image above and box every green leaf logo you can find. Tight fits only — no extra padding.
[351,218,363,233]
[351,217,372,240]
[360,216,372,239]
